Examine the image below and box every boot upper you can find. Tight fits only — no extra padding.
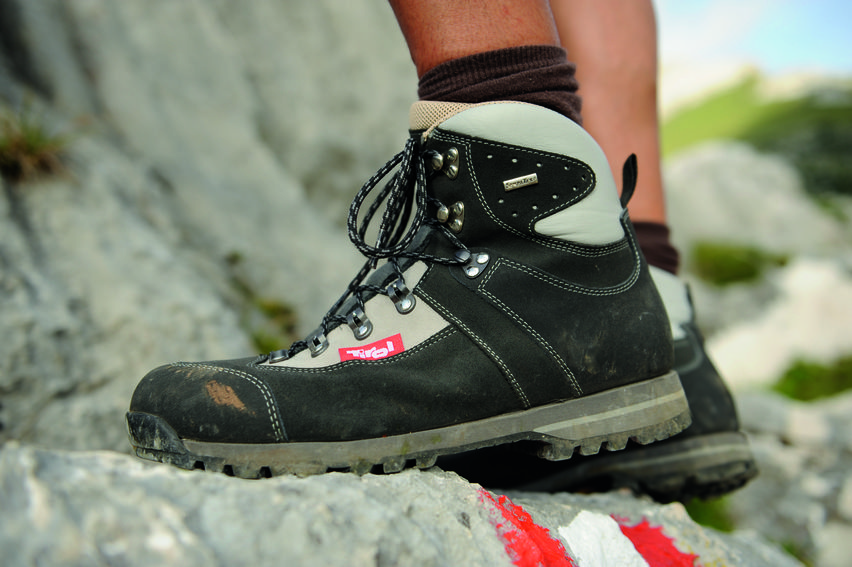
[130,101,674,445]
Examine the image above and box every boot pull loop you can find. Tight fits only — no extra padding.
[619,153,638,209]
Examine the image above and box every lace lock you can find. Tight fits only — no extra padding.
[456,250,490,279]
[387,278,416,314]
[346,307,373,340]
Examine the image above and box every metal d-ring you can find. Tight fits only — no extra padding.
[307,329,329,357]
[387,278,416,314]
[346,307,373,340]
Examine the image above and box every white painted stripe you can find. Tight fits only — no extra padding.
[558,510,649,567]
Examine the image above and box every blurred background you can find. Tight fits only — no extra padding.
[1,1,850,565]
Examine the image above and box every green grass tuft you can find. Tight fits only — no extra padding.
[691,241,788,286]
[684,497,735,533]
[0,103,68,182]
[772,354,852,401]
[249,298,299,354]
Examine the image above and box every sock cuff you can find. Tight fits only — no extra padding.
[418,46,570,96]
[633,221,680,275]
[417,45,582,125]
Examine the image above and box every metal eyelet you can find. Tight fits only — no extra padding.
[436,200,464,232]
[454,249,471,263]
[445,148,459,179]
[387,278,416,314]
[428,147,461,179]
[347,307,373,340]
[268,349,290,363]
[307,329,329,357]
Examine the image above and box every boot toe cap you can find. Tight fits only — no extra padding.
[129,359,286,444]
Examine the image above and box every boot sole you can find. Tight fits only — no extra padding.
[511,430,758,502]
[126,370,690,479]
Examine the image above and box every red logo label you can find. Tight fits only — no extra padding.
[339,333,405,362]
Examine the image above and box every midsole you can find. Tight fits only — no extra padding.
[177,371,687,467]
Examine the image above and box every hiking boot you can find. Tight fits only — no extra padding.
[438,266,758,502]
[126,101,691,478]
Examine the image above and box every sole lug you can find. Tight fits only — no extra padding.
[415,454,438,469]
[514,431,759,502]
[382,456,407,474]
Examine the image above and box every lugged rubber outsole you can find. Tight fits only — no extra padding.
[127,371,690,479]
[508,430,758,502]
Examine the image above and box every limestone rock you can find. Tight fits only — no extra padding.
[1,0,419,451]
[734,391,852,566]
[0,443,799,567]
[0,132,251,452]
[664,141,849,262]
[706,257,852,390]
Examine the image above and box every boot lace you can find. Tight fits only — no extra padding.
[263,136,468,362]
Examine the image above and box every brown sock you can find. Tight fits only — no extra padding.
[633,222,680,275]
[417,45,582,125]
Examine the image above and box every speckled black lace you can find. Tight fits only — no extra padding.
[263,136,467,362]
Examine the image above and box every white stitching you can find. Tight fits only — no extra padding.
[479,242,641,298]
[419,289,531,409]
[432,131,624,258]
[171,362,286,442]
[475,237,642,396]
[477,285,582,397]
[259,325,456,374]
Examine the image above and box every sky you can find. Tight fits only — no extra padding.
[655,0,852,111]
[656,0,852,74]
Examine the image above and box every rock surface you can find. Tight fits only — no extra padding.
[1,0,414,451]
[0,443,798,567]
[731,391,852,567]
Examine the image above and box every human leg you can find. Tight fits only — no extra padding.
[551,0,666,227]
[126,2,690,478]
[389,0,561,77]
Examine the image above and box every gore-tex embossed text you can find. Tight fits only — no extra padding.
[339,333,405,362]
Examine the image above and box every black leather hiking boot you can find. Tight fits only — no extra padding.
[438,266,758,502]
[127,101,690,478]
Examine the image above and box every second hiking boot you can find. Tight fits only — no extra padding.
[438,267,758,502]
[127,101,691,478]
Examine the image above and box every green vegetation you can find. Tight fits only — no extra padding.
[662,72,852,198]
[684,497,735,533]
[772,354,852,401]
[663,74,772,156]
[691,241,788,286]
[0,103,67,182]
[226,252,300,354]
[251,298,299,353]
